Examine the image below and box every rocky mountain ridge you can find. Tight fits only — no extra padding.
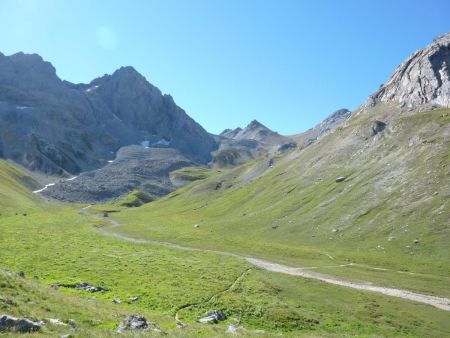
[0,52,217,175]
[366,32,450,110]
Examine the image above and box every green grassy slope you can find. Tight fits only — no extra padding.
[0,160,41,215]
[106,107,450,296]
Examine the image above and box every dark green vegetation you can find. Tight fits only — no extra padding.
[116,190,154,207]
[0,109,449,337]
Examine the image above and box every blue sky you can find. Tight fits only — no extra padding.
[0,0,449,135]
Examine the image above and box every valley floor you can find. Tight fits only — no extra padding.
[1,202,449,337]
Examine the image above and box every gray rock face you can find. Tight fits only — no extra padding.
[0,315,43,332]
[0,52,217,175]
[42,146,194,202]
[367,32,450,109]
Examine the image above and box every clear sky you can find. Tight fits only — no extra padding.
[0,0,449,135]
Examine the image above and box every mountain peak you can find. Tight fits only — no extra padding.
[246,119,266,130]
[367,32,450,109]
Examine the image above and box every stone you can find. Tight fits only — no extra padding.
[198,310,227,324]
[112,298,122,304]
[51,282,108,293]
[130,296,140,302]
[372,120,387,135]
[335,176,347,183]
[0,314,43,332]
[194,224,200,228]
[227,325,238,334]
[118,315,149,332]
[414,239,420,244]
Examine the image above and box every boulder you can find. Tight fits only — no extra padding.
[0,314,43,332]
[335,176,347,183]
[372,120,387,135]
[51,282,108,292]
[117,315,164,333]
[198,310,227,324]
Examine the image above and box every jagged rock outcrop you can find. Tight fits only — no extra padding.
[366,32,450,109]
[0,52,217,175]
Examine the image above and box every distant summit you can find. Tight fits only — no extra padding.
[221,119,286,146]
[367,32,450,109]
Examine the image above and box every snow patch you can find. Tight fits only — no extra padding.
[66,176,78,181]
[16,106,30,110]
[141,140,150,148]
[86,85,100,93]
[108,160,114,163]
[33,183,55,194]
[154,138,170,146]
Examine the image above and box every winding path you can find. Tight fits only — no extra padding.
[81,207,450,312]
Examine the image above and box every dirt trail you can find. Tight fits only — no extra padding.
[81,207,450,312]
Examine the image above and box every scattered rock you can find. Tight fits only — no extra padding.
[130,296,140,302]
[103,212,108,217]
[18,271,25,278]
[227,325,238,334]
[335,176,347,183]
[48,318,67,326]
[117,315,162,333]
[414,239,420,244]
[331,228,340,234]
[198,310,227,324]
[271,224,279,229]
[372,120,387,135]
[0,297,14,306]
[176,321,187,329]
[118,315,148,332]
[51,282,108,293]
[388,236,396,241]
[112,298,122,304]
[194,224,200,228]
[0,314,43,332]
[215,181,223,190]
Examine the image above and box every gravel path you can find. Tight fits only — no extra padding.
[81,207,450,312]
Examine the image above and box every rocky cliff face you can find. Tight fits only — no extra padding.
[366,32,450,109]
[0,53,217,175]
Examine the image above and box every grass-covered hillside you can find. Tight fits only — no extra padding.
[104,107,450,296]
[0,160,41,216]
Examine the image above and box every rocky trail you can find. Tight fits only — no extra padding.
[80,207,450,312]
